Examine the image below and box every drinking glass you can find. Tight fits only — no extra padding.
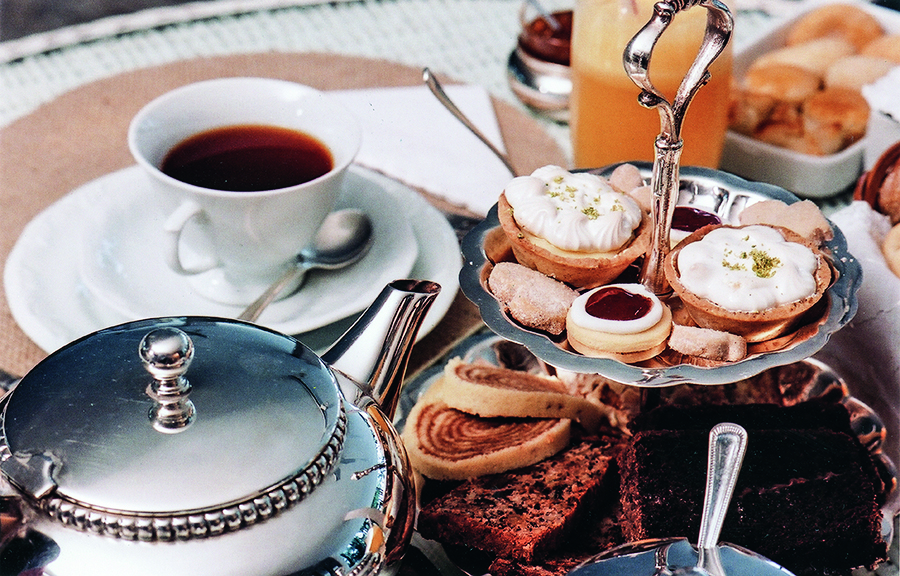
[570,0,733,169]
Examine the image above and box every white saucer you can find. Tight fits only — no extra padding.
[78,165,418,334]
[5,165,461,353]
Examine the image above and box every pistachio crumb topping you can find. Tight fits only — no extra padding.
[750,248,781,278]
[722,259,745,272]
[721,245,781,278]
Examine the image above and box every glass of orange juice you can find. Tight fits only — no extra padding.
[570,0,733,169]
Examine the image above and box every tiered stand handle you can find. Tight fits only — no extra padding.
[623,0,734,295]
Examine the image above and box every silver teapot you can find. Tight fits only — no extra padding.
[0,279,440,576]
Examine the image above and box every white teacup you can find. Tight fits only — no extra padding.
[128,77,361,305]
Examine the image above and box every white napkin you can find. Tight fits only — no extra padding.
[333,84,513,216]
[862,66,900,122]
[817,201,900,465]
[861,66,900,169]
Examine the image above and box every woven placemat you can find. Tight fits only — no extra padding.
[0,52,566,377]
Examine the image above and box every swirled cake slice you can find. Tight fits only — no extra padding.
[433,357,619,431]
[400,388,571,481]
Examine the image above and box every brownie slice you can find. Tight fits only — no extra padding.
[416,436,620,564]
[619,402,887,576]
[629,398,857,435]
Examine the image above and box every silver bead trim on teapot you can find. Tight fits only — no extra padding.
[0,326,351,542]
[32,408,347,542]
[0,281,443,575]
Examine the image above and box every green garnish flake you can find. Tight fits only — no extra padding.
[720,243,782,277]
[722,259,746,271]
[582,206,600,220]
[749,248,781,278]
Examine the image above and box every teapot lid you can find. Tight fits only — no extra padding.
[0,317,346,541]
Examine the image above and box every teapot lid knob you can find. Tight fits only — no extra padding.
[0,317,348,543]
[139,328,195,432]
[139,327,193,395]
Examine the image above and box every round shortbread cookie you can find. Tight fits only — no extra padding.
[862,34,900,63]
[825,55,894,92]
[566,305,672,362]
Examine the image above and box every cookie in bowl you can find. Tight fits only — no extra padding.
[497,165,651,288]
[664,224,832,342]
[566,283,672,362]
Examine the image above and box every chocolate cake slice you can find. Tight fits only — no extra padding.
[416,436,620,564]
[487,505,624,576]
[630,398,857,434]
[619,402,887,576]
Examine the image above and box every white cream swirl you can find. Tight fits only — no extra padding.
[503,165,643,252]
[676,225,819,312]
[568,284,664,334]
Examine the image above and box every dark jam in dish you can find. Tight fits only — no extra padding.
[585,286,652,322]
[671,206,721,232]
[614,261,643,284]
[519,10,573,66]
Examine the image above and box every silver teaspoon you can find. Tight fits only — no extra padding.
[237,209,374,322]
[691,422,748,576]
[422,67,517,176]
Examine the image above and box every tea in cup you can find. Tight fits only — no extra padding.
[128,77,361,305]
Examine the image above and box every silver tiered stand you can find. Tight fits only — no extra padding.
[454,2,895,564]
[458,0,861,388]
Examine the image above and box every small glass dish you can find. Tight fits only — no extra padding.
[507,2,572,122]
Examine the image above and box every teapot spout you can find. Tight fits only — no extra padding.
[322,280,440,419]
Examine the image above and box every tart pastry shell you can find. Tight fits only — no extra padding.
[497,193,651,289]
[664,224,833,343]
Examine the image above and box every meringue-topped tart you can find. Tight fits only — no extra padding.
[665,224,832,342]
[498,165,651,288]
[566,283,673,362]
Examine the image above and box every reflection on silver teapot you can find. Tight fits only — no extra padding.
[0,279,441,576]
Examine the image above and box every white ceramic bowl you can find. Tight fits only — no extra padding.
[719,1,900,199]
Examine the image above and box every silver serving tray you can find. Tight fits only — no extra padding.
[458,163,862,387]
[396,332,898,575]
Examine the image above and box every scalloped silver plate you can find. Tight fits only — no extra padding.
[458,164,862,387]
[397,332,898,574]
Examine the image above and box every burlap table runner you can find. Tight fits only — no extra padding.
[0,52,566,378]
